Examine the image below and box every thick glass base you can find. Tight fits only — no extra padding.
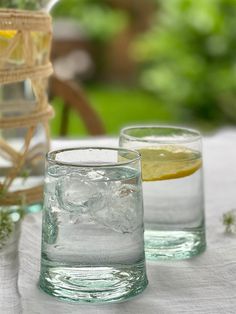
[145,229,206,260]
[39,260,148,303]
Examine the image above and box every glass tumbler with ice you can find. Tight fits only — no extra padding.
[39,147,148,303]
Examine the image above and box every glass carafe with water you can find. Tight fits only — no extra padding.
[0,0,58,215]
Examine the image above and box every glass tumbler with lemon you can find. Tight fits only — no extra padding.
[119,126,206,260]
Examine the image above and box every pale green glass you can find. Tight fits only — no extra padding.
[39,147,148,303]
[120,125,206,260]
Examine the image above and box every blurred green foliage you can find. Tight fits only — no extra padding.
[52,0,128,41]
[133,0,236,123]
[51,85,177,137]
[51,0,236,132]
[0,0,49,9]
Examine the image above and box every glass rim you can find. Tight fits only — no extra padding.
[46,146,141,168]
[120,125,202,144]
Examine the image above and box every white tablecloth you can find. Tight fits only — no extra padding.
[5,129,236,313]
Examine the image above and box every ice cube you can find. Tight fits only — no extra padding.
[93,183,142,233]
[55,173,105,223]
[47,164,68,177]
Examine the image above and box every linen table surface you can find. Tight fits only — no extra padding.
[2,128,236,314]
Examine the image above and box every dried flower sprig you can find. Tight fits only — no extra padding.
[0,207,25,250]
[0,210,14,249]
[223,209,236,234]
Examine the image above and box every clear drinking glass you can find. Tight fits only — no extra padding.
[39,147,148,303]
[120,126,206,260]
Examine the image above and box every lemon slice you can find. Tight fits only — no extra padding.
[138,146,202,181]
[0,30,22,62]
[0,30,17,39]
[0,30,49,64]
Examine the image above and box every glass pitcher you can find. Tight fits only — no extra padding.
[0,0,58,215]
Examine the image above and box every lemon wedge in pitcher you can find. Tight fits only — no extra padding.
[0,30,17,39]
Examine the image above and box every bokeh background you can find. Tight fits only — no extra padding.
[49,0,236,137]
